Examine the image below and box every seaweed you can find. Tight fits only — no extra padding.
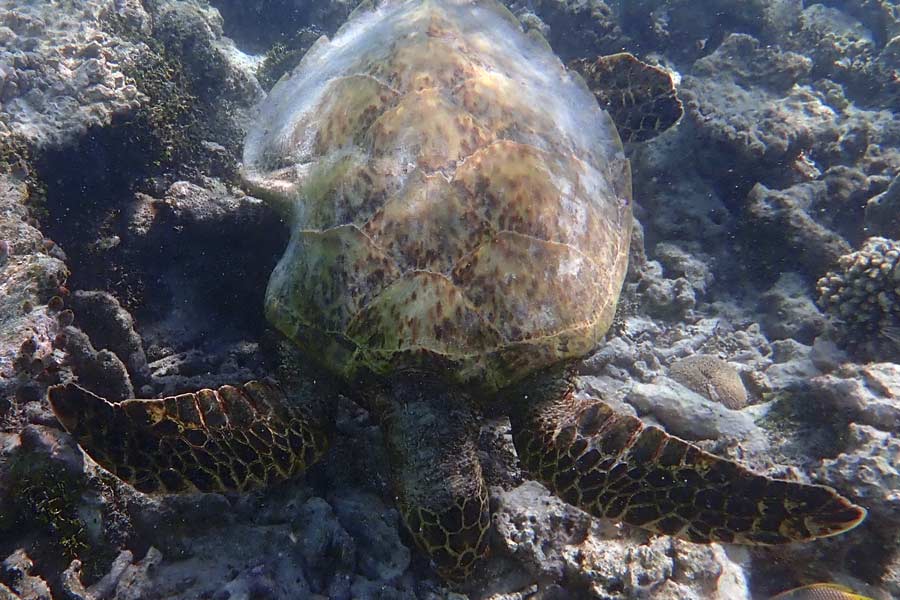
[0,133,49,222]
[0,458,90,574]
[257,28,323,90]
[99,13,205,176]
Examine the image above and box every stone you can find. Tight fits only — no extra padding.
[760,272,827,344]
[331,492,411,583]
[865,174,900,239]
[68,290,149,384]
[625,377,765,448]
[745,182,851,276]
[811,363,900,432]
[0,550,50,600]
[492,481,750,599]
[59,326,133,402]
[817,424,900,526]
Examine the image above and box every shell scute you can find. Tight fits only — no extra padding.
[347,271,503,373]
[265,225,400,334]
[367,88,495,172]
[450,232,603,343]
[363,172,491,273]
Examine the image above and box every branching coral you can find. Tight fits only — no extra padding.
[817,236,900,360]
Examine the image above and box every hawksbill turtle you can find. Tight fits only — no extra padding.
[48,0,865,582]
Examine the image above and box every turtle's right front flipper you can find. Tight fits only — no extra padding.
[505,370,866,545]
[48,380,328,494]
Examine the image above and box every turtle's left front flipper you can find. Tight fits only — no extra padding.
[48,380,329,494]
[504,371,866,545]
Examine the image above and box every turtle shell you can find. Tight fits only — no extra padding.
[243,0,632,393]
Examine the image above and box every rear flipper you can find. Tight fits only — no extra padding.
[377,375,491,582]
[505,372,866,545]
[48,380,328,494]
[570,52,683,144]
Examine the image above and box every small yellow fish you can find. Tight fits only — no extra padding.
[769,583,875,600]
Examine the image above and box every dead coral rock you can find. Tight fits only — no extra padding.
[817,423,900,527]
[60,326,133,402]
[0,550,50,600]
[68,290,149,384]
[811,362,900,432]
[865,174,900,239]
[745,182,852,277]
[681,33,839,185]
[61,550,160,600]
[668,354,749,409]
[492,481,750,599]
[760,272,827,344]
[691,32,812,92]
[0,0,144,150]
[0,175,69,423]
[507,0,625,60]
[626,377,764,448]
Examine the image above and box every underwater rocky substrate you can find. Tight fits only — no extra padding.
[0,0,899,599]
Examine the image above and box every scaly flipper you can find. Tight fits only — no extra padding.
[504,371,866,544]
[376,375,491,581]
[48,380,328,494]
[571,52,683,143]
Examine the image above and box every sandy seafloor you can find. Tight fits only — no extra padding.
[0,0,899,598]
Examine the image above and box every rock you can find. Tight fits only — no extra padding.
[0,551,50,600]
[100,548,162,600]
[653,242,714,297]
[68,290,149,384]
[616,0,801,63]
[625,377,765,448]
[17,424,84,477]
[0,174,69,424]
[763,339,822,393]
[817,423,900,527]
[492,482,750,599]
[793,5,877,85]
[811,363,900,432]
[635,261,696,320]
[292,497,357,594]
[745,182,852,277]
[506,0,624,60]
[60,326,133,402]
[760,272,827,344]
[691,33,812,92]
[0,0,144,150]
[331,492,411,583]
[865,174,900,239]
[682,34,832,178]
[60,550,134,600]
[668,354,749,409]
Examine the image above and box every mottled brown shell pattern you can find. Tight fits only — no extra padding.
[243,0,632,392]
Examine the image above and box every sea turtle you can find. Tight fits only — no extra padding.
[48,0,865,583]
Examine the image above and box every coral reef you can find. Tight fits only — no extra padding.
[817,237,900,361]
[493,481,750,599]
[1,0,899,597]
